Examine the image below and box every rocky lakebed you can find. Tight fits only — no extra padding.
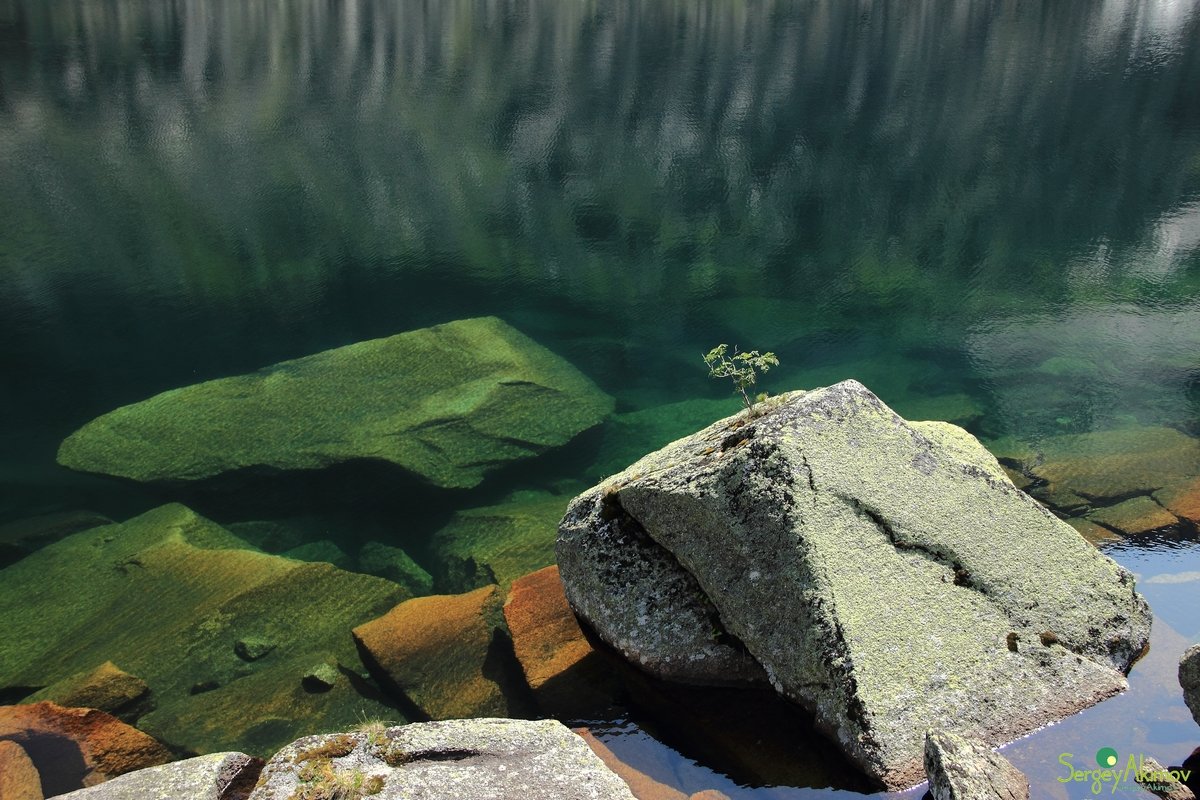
[1,317,1199,800]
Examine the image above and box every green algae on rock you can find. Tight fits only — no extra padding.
[56,317,613,489]
[429,492,570,593]
[0,504,410,757]
[1086,496,1180,536]
[557,381,1152,791]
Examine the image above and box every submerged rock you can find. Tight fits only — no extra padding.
[24,662,151,723]
[53,752,263,800]
[247,718,637,800]
[557,381,1152,790]
[502,566,620,718]
[923,730,1029,800]
[57,317,613,489]
[1019,426,1200,501]
[430,492,568,593]
[1086,496,1180,536]
[0,504,410,757]
[357,542,434,597]
[1182,644,1200,726]
[0,739,43,800]
[0,702,171,796]
[352,586,533,720]
[1154,478,1200,525]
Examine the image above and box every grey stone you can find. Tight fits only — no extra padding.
[1182,644,1200,726]
[247,718,637,800]
[924,730,1029,800]
[557,381,1152,790]
[53,752,263,800]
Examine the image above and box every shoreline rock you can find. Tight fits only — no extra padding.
[924,730,1029,800]
[558,381,1152,789]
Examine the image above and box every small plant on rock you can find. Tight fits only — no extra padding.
[703,344,779,415]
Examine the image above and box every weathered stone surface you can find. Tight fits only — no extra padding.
[24,662,151,723]
[53,752,263,800]
[1182,644,1200,726]
[0,739,43,800]
[247,719,637,800]
[0,504,410,757]
[1134,756,1196,800]
[1022,426,1200,500]
[357,543,433,596]
[1087,496,1180,535]
[57,317,613,489]
[0,702,171,796]
[1155,478,1200,525]
[430,493,568,593]
[924,730,1029,800]
[352,586,533,720]
[558,382,1152,790]
[502,566,620,718]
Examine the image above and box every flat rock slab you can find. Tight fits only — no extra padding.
[25,662,150,722]
[1020,426,1200,500]
[924,730,1029,800]
[54,752,263,800]
[558,381,1152,790]
[1087,496,1180,535]
[57,316,613,489]
[1155,478,1200,525]
[247,719,637,800]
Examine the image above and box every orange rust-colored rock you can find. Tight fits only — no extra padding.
[575,727,689,800]
[1155,477,1200,525]
[0,740,43,800]
[352,585,533,720]
[503,566,620,716]
[0,702,170,797]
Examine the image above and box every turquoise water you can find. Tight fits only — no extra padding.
[2,0,1200,796]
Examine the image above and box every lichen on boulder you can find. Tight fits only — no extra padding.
[57,317,613,489]
[557,381,1152,790]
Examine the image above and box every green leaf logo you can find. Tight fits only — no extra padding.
[1096,747,1119,768]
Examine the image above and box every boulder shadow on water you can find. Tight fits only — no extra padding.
[575,621,878,794]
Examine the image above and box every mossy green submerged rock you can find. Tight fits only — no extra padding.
[429,491,571,593]
[56,317,613,489]
[0,504,410,756]
[557,381,1151,791]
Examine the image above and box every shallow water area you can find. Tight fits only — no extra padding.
[2,0,1200,796]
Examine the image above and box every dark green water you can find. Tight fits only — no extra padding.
[2,0,1200,796]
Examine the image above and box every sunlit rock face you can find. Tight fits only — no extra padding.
[558,381,1152,790]
[57,317,613,489]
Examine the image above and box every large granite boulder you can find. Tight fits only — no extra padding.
[57,317,613,489]
[247,719,637,800]
[0,739,43,800]
[557,381,1152,790]
[0,504,410,756]
[53,752,262,800]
